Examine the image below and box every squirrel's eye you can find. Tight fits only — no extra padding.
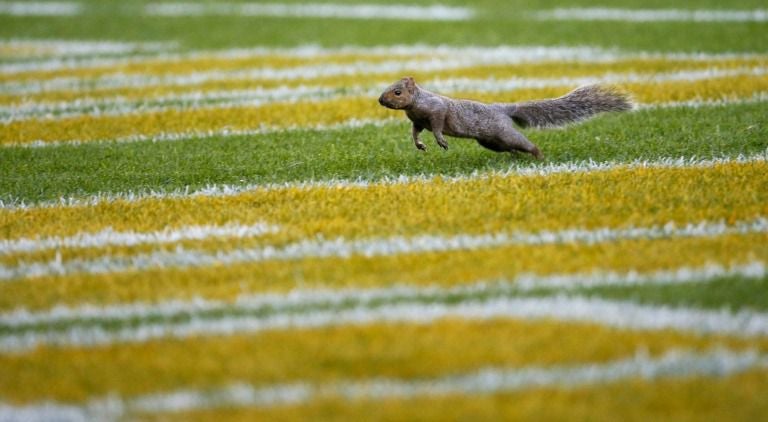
[394,90,402,96]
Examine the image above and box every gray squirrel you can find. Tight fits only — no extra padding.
[378,77,632,159]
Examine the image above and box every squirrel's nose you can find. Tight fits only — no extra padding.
[378,95,385,105]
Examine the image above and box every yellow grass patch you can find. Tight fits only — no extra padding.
[170,369,768,422]
[1,318,764,404]
[2,234,765,311]
[2,161,766,240]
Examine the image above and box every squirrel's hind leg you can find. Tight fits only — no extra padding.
[476,128,543,160]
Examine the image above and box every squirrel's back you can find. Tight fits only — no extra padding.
[505,85,632,128]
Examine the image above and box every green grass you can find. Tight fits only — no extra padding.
[579,276,768,311]
[2,103,765,205]
[0,0,766,52]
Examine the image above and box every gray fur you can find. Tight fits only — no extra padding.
[378,77,632,159]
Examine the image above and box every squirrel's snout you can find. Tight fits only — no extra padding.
[378,95,385,106]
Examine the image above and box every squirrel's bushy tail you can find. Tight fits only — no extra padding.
[507,85,632,128]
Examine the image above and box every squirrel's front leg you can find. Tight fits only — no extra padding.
[412,123,426,151]
[429,117,449,150]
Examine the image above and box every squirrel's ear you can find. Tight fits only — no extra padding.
[403,76,416,93]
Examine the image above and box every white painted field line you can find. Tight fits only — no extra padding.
[1,348,765,421]
[0,48,614,95]
[2,43,764,76]
[533,8,768,23]
[0,84,346,122]
[145,2,475,21]
[515,261,768,292]
[2,293,768,352]
[1,260,764,330]
[0,39,177,59]
[4,66,766,122]
[2,151,766,211]
[0,44,609,75]
[1,217,766,282]
[0,1,80,16]
[0,222,278,256]
[5,45,766,95]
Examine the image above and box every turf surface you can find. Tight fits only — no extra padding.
[1,0,767,420]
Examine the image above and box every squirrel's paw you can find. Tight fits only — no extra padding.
[415,142,427,151]
[437,140,449,150]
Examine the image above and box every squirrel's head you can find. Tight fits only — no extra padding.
[378,77,417,110]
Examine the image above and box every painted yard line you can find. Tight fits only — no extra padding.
[5,57,759,109]
[1,43,764,77]
[2,290,768,353]
[0,39,177,59]
[0,45,610,76]
[533,8,768,23]
[0,222,278,256]
[515,261,768,291]
[4,66,766,121]
[145,2,475,21]
[0,84,345,122]
[0,50,622,96]
[2,151,766,210]
[1,260,763,330]
[0,1,79,16]
[641,92,768,109]
[1,217,766,282]
[4,45,765,90]
[0,349,763,421]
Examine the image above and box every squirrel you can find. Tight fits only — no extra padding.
[378,77,632,159]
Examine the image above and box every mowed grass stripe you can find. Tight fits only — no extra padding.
[171,367,768,422]
[2,233,765,312]
[3,55,765,108]
[0,317,764,403]
[2,217,766,281]
[2,161,765,240]
[3,74,766,146]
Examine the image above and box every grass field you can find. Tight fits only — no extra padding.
[1,0,767,420]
